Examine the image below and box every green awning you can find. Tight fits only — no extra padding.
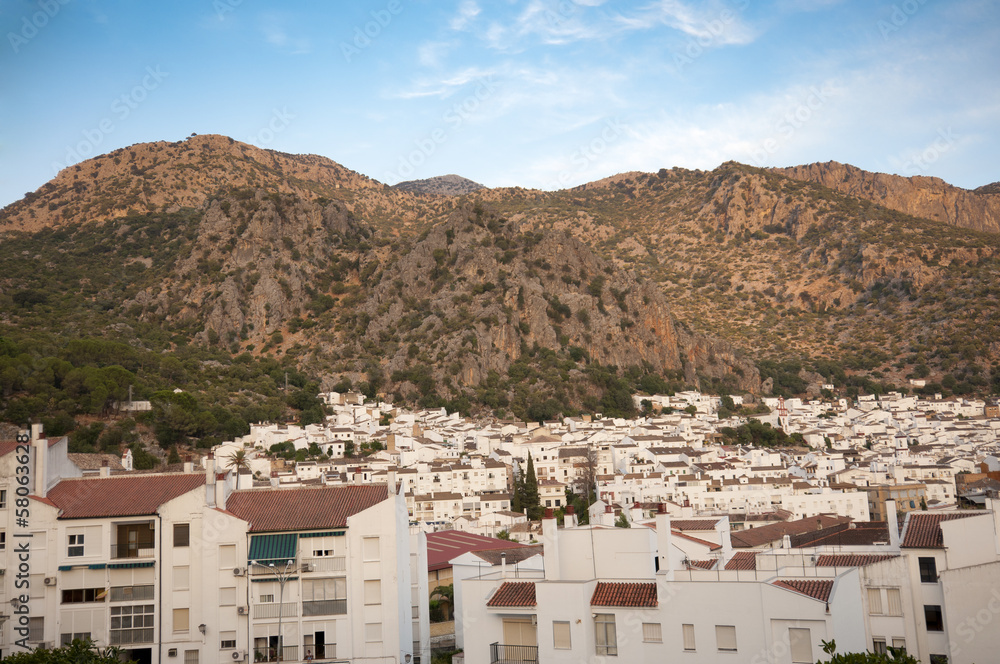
[248,533,298,566]
[107,561,153,569]
[298,531,345,539]
[88,564,107,570]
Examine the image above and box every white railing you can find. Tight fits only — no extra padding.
[302,556,346,573]
[253,602,298,619]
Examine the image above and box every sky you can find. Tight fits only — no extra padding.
[1,0,998,208]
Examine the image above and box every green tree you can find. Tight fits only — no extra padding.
[615,512,631,528]
[523,455,541,519]
[2,638,132,664]
[816,639,918,664]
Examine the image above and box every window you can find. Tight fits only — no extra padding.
[886,588,902,616]
[314,549,334,557]
[0,530,5,551]
[716,625,737,652]
[362,537,380,561]
[68,534,85,557]
[174,608,190,632]
[364,579,381,605]
[220,587,236,606]
[789,628,812,663]
[219,544,236,568]
[60,632,91,646]
[110,585,154,602]
[873,638,887,654]
[919,557,937,583]
[110,605,155,645]
[221,632,237,650]
[28,617,44,642]
[62,588,106,603]
[682,624,696,651]
[642,623,662,643]
[184,650,199,664]
[173,566,190,591]
[259,594,275,603]
[0,489,7,508]
[891,638,906,653]
[553,621,571,649]
[868,588,883,615]
[365,623,382,642]
[924,605,944,632]
[174,524,190,547]
[595,614,617,656]
[302,578,347,616]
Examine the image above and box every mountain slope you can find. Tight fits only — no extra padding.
[774,161,1000,234]
[394,174,485,196]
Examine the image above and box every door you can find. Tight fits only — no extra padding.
[500,618,538,663]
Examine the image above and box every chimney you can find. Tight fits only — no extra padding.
[31,424,46,497]
[885,499,900,551]
[270,471,279,488]
[387,470,397,497]
[542,508,561,581]
[655,503,674,580]
[565,504,578,528]
[782,534,791,549]
[183,461,194,473]
[500,551,508,579]
[205,454,216,508]
[603,504,616,527]
[99,458,111,478]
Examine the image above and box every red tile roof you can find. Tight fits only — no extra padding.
[724,551,757,571]
[730,515,851,548]
[687,559,717,570]
[591,582,658,608]
[816,554,898,567]
[901,513,978,548]
[487,582,536,607]
[226,484,388,532]
[773,579,834,602]
[47,474,206,519]
[426,531,529,571]
[671,519,721,531]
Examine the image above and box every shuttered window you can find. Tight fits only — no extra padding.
[642,623,662,643]
[553,621,571,649]
[716,625,737,652]
[789,628,812,663]
[886,588,902,616]
[682,624,696,651]
[868,588,883,615]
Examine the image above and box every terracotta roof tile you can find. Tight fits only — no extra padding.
[724,551,757,571]
[487,582,536,607]
[472,546,542,566]
[47,474,206,519]
[901,512,978,548]
[591,582,658,608]
[730,515,851,548]
[815,554,898,567]
[425,531,528,571]
[687,559,717,570]
[671,519,721,531]
[226,484,387,532]
[773,579,833,602]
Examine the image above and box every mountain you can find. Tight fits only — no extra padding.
[2,136,999,437]
[393,174,486,196]
[774,161,1000,234]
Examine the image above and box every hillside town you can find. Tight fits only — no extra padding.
[2,389,1000,664]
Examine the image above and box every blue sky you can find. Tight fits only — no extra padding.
[1,0,998,208]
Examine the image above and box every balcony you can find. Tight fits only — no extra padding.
[490,643,539,664]
[301,556,346,573]
[253,645,297,662]
[253,603,298,619]
[302,599,347,616]
[110,544,155,560]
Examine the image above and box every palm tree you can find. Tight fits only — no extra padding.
[430,584,454,622]
[225,448,251,474]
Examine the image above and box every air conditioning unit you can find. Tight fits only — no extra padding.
[237,606,248,615]
[233,567,246,577]
[231,650,245,661]
[168,648,178,657]
[43,577,56,586]
[300,563,313,573]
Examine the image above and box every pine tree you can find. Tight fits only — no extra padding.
[524,454,540,519]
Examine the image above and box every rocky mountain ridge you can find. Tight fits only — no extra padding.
[393,174,485,196]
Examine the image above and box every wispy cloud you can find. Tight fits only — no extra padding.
[260,15,311,54]
[450,0,481,31]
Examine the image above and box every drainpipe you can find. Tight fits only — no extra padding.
[157,512,163,664]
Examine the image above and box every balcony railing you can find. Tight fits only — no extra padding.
[302,556,346,573]
[253,645,297,662]
[302,599,347,616]
[303,644,335,660]
[253,602,298,619]
[110,544,155,560]
[490,643,539,664]
[109,628,155,645]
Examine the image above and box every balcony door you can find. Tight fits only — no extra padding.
[502,618,537,647]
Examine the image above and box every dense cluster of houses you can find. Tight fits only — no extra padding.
[2,389,1000,664]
